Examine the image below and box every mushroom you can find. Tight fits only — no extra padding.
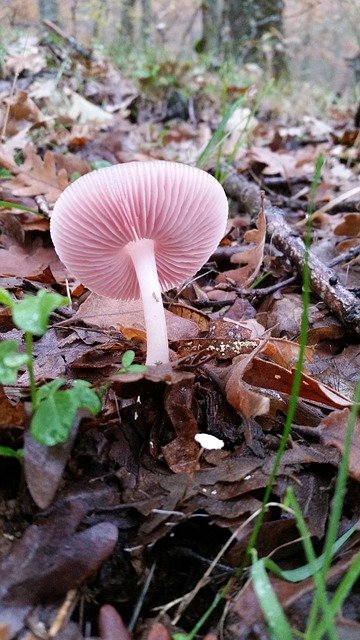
[50,161,228,365]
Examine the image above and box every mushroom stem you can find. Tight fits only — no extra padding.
[126,238,169,365]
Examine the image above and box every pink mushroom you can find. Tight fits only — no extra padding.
[50,161,228,365]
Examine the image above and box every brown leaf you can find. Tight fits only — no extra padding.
[243,358,354,409]
[318,409,360,481]
[0,503,118,637]
[167,302,210,332]
[0,235,66,280]
[334,212,360,237]
[146,622,171,640]
[7,90,44,128]
[2,144,69,202]
[24,414,84,509]
[99,605,131,640]
[162,379,200,473]
[0,625,9,640]
[0,387,26,428]
[249,145,297,176]
[220,344,270,420]
[73,294,199,342]
[230,557,353,631]
[216,207,266,287]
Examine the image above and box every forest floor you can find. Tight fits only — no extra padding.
[0,30,360,640]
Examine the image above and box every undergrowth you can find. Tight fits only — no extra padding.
[172,154,360,640]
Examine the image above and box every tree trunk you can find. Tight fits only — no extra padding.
[222,0,286,76]
[121,0,137,46]
[200,0,221,56]
[141,0,152,45]
[38,0,59,23]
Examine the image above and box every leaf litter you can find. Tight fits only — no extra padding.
[0,32,359,640]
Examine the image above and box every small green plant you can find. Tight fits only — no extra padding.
[0,288,102,450]
[117,349,147,374]
[31,378,101,446]
[0,446,23,460]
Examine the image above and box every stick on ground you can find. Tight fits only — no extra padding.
[217,168,360,336]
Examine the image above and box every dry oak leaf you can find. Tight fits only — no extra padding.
[7,90,44,127]
[1,144,69,202]
[216,207,266,287]
[0,236,66,280]
[218,342,270,420]
[248,145,297,176]
[73,293,199,342]
[319,409,360,482]
[334,212,360,238]
[243,358,354,409]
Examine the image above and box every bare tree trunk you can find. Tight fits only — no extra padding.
[222,0,286,76]
[141,0,152,45]
[38,0,59,23]
[121,0,137,45]
[200,0,221,56]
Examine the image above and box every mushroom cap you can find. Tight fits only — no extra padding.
[50,161,228,300]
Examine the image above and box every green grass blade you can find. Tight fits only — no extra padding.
[312,551,360,640]
[196,96,245,169]
[264,523,358,583]
[286,488,339,640]
[0,200,40,215]
[306,378,360,638]
[250,550,293,640]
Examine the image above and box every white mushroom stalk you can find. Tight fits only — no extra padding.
[50,161,228,366]
[126,238,168,365]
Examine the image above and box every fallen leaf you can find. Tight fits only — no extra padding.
[0,387,26,428]
[216,207,266,287]
[99,604,131,640]
[0,236,66,280]
[249,145,297,176]
[1,144,69,202]
[318,409,360,481]
[215,342,271,420]
[146,622,171,640]
[6,90,44,130]
[73,293,199,342]
[24,414,84,509]
[243,358,354,409]
[0,503,118,637]
[67,91,114,124]
[334,212,360,237]
[162,379,200,473]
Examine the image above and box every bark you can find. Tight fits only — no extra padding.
[222,0,287,76]
[200,0,221,56]
[140,0,152,44]
[265,205,360,336]
[38,0,59,23]
[217,167,360,336]
[121,0,137,45]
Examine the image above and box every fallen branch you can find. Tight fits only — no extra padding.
[209,164,260,216]
[217,169,360,335]
[42,20,93,60]
[266,205,360,336]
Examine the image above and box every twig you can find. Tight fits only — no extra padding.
[42,19,93,60]
[48,589,77,637]
[314,185,360,215]
[209,164,260,217]
[218,169,360,334]
[128,557,157,632]
[328,243,360,268]
[266,205,360,335]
